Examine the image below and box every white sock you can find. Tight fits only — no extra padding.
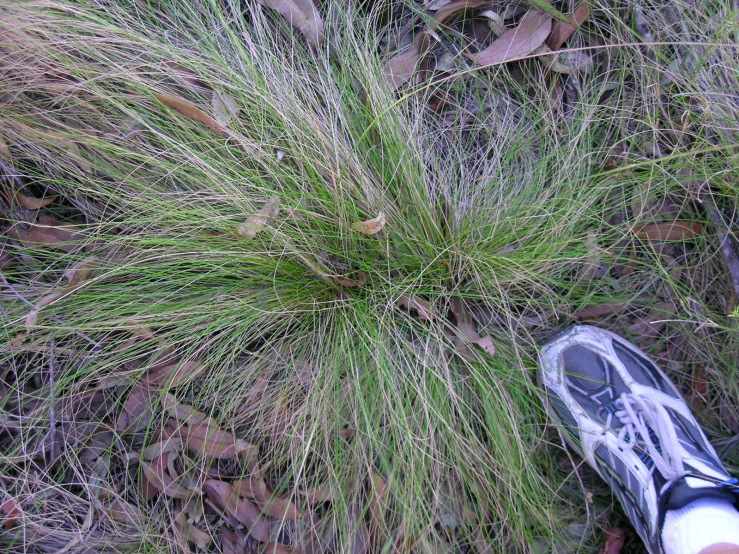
[662,498,739,554]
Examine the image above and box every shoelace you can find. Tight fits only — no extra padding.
[604,392,687,491]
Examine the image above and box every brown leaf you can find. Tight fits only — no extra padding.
[466,10,552,66]
[140,451,169,501]
[6,217,78,252]
[221,526,245,554]
[237,197,281,239]
[385,42,421,90]
[451,298,495,356]
[233,477,268,500]
[598,528,625,554]
[155,93,226,136]
[213,91,240,126]
[146,360,205,388]
[472,527,494,554]
[259,0,324,46]
[232,496,272,542]
[141,461,192,499]
[0,134,11,158]
[548,1,591,51]
[352,523,370,554]
[352,212,385,235]
[174,511,211,550]
[181,423,257,460]
[300,484,333,504]
[397,295,434,320]
[12,192,56,210]
[102,499,143,527]
[162,393,218,427]
[117,381,153,433]
[333,274,367,288]
[634,221,702,242]
[203,480,233,513]
[163,59,212,95]
[368,473,387,539]
[255,489,301,520]
[25,292,64,330]
[261,543,301,554]
[573,303,626,320]
[1,497,21,529]
[64,256,98,288]
[141,437,184,461]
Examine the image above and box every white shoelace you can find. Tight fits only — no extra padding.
[605,392,687,491]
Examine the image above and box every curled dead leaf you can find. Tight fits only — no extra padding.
[397,295,434,321]
[204,480,271,542]
[368,473,388,540]
[598,528,625,554]
[255,489,301,520]
[102,498,143,527]
[25,292,63,330]
[117,381,153,433]
[259,0,324,46]
[162,392,218,427]
[174,511,211,550]
[6,215,79,252]
[451,298,495,356]
[333,274,367,288]
[385,41,421,90]
[634,221,702,242]
[466,10,552,66]
[573,303,626,320]
[1,497,22,529]
[352,212,385,235]
[11,192,56,210]
[155,92,226,136]
[233,477,268,500]
[300,484,333,504]
[146,360,205,388]
[181,423,257,460]
[548,1,591,51]
[141,461,192,499]
[237,197,281,239]
[141,437,183,461]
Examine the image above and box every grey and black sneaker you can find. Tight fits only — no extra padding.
[538,325,739,553]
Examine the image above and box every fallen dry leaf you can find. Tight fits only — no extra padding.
[117,381,153,433]
[140,451,170,501]
[255,488,301,520]
[141,437,184,461]
[102,498,143,527]
[163,59,212,95]
[213,91,240,126]
[141,461,192,499]
[155,93,226,136]
[432,0,489,26]
[38,129,92,173]
[300,484,333,504]
[466,10,552,66]
[451,298,495,356]
[385,41,421,90]
[221,526,245,554]
[634,221,702,242]
[237,197,281,240]
[352,523,370,554]
[25,292,64,330]
[6,216,79,252]
[146,360,205,388]
[181,423,257,460]
[0,134,11,158]
[368,473,388,541]
[12,192,56,210]
[258,0,324,46]
[598,528,625,554]
[548,1,591,51]
[260,542,299,554]
[1,497,21,529]
[162,393,218,427]
[573,303,626,320]
[174,511,211,550]
[333,274,367,288]
[233,477,268,500]
[352,212,385,235]
[204,481,271,542]
[397,295,434,320]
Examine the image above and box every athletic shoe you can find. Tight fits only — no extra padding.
[538,325,739,553]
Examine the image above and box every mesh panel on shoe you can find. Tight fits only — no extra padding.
[562,345,629,415]
[612,341,680,399]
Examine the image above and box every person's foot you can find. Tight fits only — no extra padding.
[538,325,739,553]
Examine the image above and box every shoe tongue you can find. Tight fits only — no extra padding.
[665,476,737,511]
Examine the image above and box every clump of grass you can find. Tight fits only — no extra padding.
[1,0,738,552]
